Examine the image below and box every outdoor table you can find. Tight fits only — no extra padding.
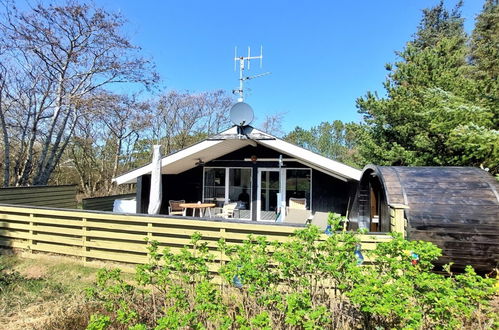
[179,203,216,217]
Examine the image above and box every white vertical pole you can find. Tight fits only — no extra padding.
[225,168,230,203]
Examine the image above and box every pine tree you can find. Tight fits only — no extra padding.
[470,0,499,125]
[356,1,498,172]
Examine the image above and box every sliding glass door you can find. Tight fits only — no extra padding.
[257,168,312,221]
[257,169,282,221]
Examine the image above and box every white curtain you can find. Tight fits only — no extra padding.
[148,145,162,214]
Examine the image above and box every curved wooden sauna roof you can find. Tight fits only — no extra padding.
[359,165,499,272]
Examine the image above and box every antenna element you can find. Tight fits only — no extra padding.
[233,46,270,102]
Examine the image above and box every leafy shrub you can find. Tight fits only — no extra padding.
[85,213,498,329]
[348,233,497,329]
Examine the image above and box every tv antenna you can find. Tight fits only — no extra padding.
[233,46,270,102]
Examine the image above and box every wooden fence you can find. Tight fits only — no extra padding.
[82,193,136,212]
[0,203,407,273]
[0,185,76,209]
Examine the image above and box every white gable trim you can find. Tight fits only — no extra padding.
[113,126,362,185]
[113,139,224,185]
[252,129,361,181]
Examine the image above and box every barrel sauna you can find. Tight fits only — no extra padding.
[349,166,499,273]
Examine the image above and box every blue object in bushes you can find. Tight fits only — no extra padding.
[232,274,243,288]
[354,244,364,265]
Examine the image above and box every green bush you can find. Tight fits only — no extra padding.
[85,213,498,329]
[348,233,497,329]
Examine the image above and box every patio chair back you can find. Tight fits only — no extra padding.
[289,197,307,210]
[217,202,238,219]
[169,200,185,215]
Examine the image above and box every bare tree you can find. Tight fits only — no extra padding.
[260,112,286,137]
[153,90,232,154]
[0,0,157,186]
[96,92,150,193]
[66,91,150,196]
[0,63,10,187]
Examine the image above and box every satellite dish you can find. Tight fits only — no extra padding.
[230,102,254,127]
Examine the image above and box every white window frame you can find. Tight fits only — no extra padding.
[202,167,252,219]
[284,168,313,210]
[257,167,313,222]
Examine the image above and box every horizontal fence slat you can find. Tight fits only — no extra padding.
[0,204,395,274]
[86,249,148,264]
[0,230,81,247]
[0,239,29,249]
[31,241,83,256]
[0,221,32,231]
[0,185,76,194]
[82,193,136,211]
[0,185,76,209]
[0,205,300,232]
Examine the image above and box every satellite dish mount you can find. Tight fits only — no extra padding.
[233,46,270,102]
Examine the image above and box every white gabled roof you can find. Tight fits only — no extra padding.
[113,126,362,185]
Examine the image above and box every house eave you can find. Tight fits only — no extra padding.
[112,126,362,185]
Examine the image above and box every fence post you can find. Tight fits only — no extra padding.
[219,227,226,268]
[82,218,88,263]
[389,204,409,238]
[147,221,153,241]
[28,213,35,253]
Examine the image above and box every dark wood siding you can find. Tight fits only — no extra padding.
[136,175,150,213]
[311,170,355,216]
[136,168,204,215]
[0,185,76,209]
[162,167,203,214]
[135,144,356,219]
[355,165,499,272]
[213,145,295,161]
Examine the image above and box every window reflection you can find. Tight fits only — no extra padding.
[286,169,311,210]
[203,167,252,219]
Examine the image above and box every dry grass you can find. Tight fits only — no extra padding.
[0,251,100,330]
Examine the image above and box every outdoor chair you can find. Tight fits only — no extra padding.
[285,208,312,225]
[216,202,238,219]
[168,200,185,216]
[309,211,348,232]
[310,211,330,230]
[288,197,307,210]
[283,197,310,224]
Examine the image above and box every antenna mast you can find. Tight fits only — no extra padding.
[233,46,270,102]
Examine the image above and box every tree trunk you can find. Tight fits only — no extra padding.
[0,103,10,187]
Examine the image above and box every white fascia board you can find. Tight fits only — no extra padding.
[113,139,224,185]
[257,139,362,181]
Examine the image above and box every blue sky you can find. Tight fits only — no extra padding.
[95,0,483,133]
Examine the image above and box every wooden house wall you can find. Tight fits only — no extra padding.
[135,144,356,219]
[311,170,355,216]
[162,167,204,213]
[136,168,204,214]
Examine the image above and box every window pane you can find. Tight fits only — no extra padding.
[204,168,226,205]
[261,171,280,213]
[229,169,251,218]
[204,168,225,187]
[286,169,311,209]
